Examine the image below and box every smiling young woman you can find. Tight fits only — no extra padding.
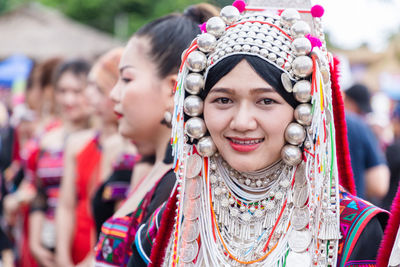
[129,1,389,266]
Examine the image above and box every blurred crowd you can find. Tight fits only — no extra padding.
[0,2,399,267]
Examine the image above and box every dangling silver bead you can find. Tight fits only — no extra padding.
[206,16,226,38]
[280,8,300,27]
[292,56,313,78]
[185,73,204,95]
[293,80,312,103]
[186,51,207,72]
[281,145,302,166]
[197,33,217,53]
[291,21,311,38]
[185,117,206,139]
[281,73,293,93]
[292,37,312,56]
[184,95,204,117]
[285,122,306,145]
[220,6,240,25]
[197,136,217,157]
[294,104,313,126]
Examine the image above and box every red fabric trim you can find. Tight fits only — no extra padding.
[377,181,400,267]
[330,57,357,196]
[149,187,178,267]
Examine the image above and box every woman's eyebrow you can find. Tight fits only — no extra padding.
[209,87,235,94]
[119,65,134,74]
[250,87,275,95]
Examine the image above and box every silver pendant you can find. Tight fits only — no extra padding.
[291,207,309,230]
[186,154,202,178]
[182,219,200,242]
[186,176,202,200]
[184,198,201,220]
[180,241,199,263]
[286,251,311,267]
[293,184,309,208]
[288,229,311,252]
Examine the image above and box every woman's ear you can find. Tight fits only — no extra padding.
[162,73,178,109]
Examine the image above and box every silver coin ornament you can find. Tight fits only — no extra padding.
[184,96,204,117]
[293,80,312,103]
[286,251,311,267]
[186,154,202,178]
[293,183,309,208]
[281,73,293,93]
[294,162,306,186]
[220,5,240,25]
[197,33,217,53]
[281,145,302,166]
[292,37,312,56]
[291,21,311,38]
[180,241,199,263]
[186,51,207,72]
[185,117,206,139]
[197,136,217,157]
[206,16,226,38]
[182,219,200,242]
[285,122,306,146]
[288,228,312,252]
[184,198,201,220]
[291,207,310,230]
[185,73,204,95]
[186,176,202,199]
[280,8,300,27]
[294,104,313,126]
[292,56,313,78]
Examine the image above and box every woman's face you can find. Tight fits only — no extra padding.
[110,37,170,144]
[55,71,90,123]
[204,60,294,172]
[86,72,117,124]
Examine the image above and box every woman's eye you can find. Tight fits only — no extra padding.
[122,77,131,83]
[215,97,232,104]
[258,98,275,105]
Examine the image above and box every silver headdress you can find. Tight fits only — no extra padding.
[167,0,341,266]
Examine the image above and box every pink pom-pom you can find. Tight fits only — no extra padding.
[306,34,322,50]
[311,5,324,18]
[232,0,246,13]
[199,22,207,33]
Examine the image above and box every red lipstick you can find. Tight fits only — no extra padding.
[227,137,264,152]
[114,111,123,119]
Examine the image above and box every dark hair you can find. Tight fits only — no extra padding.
[39,57,63,89]
[53,59,91,89]
[202,55,299,108]
[135,3,220,78]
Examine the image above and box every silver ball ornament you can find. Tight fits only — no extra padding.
[184,95,204,117]
[197,136,217,157]
[291,21,311,38]
[293,80,312,103]
[292,37,312,56]
[206,17,226,38]
[197,33,217,53]
[294,103,313,126]
[185,73,204,95]
[281,73,293,93]
[292,56,313,78]
[281,145,302,166]
[185,117,207,139]
[280,8,301,27]
[284,122,306,145]
[186,51,207,72]
[220,6,240,25]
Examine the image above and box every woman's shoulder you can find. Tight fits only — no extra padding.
[65,129,96,155]
[338,188,389,266]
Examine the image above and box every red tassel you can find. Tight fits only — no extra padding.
[149,187,179,267]
[377,181,400,267]
[330,57,357,196]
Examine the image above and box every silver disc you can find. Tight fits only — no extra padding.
[186,154,202,178]
[294,163,306,186]
[180,241,199,263]
[288,229,312,253]
[291,207,310,230]
[293,183,309,208]
[184,198,201,220]
[281,73,293,93]
[182,219,200,242]
[186,176,202,200]
[286,251,311,267]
